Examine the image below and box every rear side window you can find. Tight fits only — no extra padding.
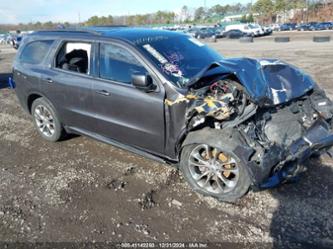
[99,43,147,84]
[20,40,54,65]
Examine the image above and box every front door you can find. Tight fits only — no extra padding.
[92,42,165,154]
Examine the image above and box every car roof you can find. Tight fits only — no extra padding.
[31,27,187,44]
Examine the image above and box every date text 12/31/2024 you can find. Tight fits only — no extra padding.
[119,242,209,248]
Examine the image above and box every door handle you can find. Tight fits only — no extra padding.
[96,90,111,96]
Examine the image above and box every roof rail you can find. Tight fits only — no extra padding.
[34,28,101,35]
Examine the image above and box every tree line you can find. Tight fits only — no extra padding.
[0,3,252,31]
[85,0,331,25]
[0,0,331,31]
[85,3,253,26]
[253,0,333,23]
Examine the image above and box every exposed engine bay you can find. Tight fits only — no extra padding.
[166,79,252,130]
[166,75,333,189]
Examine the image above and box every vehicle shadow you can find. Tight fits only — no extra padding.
[269,156,333,249]
[0,73,12,89]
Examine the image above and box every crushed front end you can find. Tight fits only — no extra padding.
[242,89,333,189]
[167,58,333,189]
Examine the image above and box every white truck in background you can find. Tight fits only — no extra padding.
[225,24,264,37]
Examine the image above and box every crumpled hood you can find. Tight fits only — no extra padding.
[190,58,315,106]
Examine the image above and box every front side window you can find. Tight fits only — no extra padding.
[55,42,91,74]
[99,43,147,84]
[20,40,54,65]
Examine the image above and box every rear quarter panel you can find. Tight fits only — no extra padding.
[12,37,59,113]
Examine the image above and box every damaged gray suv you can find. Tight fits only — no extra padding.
[13,27,333,202]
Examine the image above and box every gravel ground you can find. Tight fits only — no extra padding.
[0,31,333,249]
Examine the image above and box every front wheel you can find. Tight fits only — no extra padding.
[31,97,65,142]
[180,143,251,202]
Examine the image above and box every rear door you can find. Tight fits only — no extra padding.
[40,40,99,133]
[92,42,165,154]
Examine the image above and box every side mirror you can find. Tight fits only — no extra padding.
[132,74,155,92]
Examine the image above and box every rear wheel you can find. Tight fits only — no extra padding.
[31,98,65,142]
[180,143,251,202]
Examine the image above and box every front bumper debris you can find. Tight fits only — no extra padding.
[260,119,333,189]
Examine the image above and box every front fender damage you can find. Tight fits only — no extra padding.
[164,57,333,190]
[188,58,315,106]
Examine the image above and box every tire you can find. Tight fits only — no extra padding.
[180,138,251,203]
[31,97,65,142]
[239,36,254,43]
[274,37,290,43]
[313,36,330,43]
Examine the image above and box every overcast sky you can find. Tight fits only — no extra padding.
[0,0,250,24]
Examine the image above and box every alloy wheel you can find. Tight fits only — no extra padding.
[188,144,240,194]
[34,104,56,137]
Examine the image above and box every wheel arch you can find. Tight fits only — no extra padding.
[29,95,66,142]
[181,127,254,165]
[26,92,62,127]
[179,127,255,202]
[27,92,43,114]
[182,127,235,150]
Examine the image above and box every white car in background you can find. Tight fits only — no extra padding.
[0,34,6,44]
[270,23,281,31]
[225,23,264,37]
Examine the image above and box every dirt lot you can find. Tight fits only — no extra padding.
[0,31,333,248]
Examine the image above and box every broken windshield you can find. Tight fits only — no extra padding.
[138,36,224,88]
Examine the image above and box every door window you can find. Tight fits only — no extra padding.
[55,42,91,74]
[99,43,147,84]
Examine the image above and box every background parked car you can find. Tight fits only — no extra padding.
[279,23,297,31]
[314,22,332,30]
[308,22,319,30]
[297,22,333,31]
[303,22,318,31]
[262,26,273,35]
[297,23,312,31]
[222,29,250,39]
[248,23,265,36]
[210,27,224,38]
[270,23,281,31]
[194,27,216,39]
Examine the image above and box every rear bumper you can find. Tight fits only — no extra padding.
[260,119,333,188]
